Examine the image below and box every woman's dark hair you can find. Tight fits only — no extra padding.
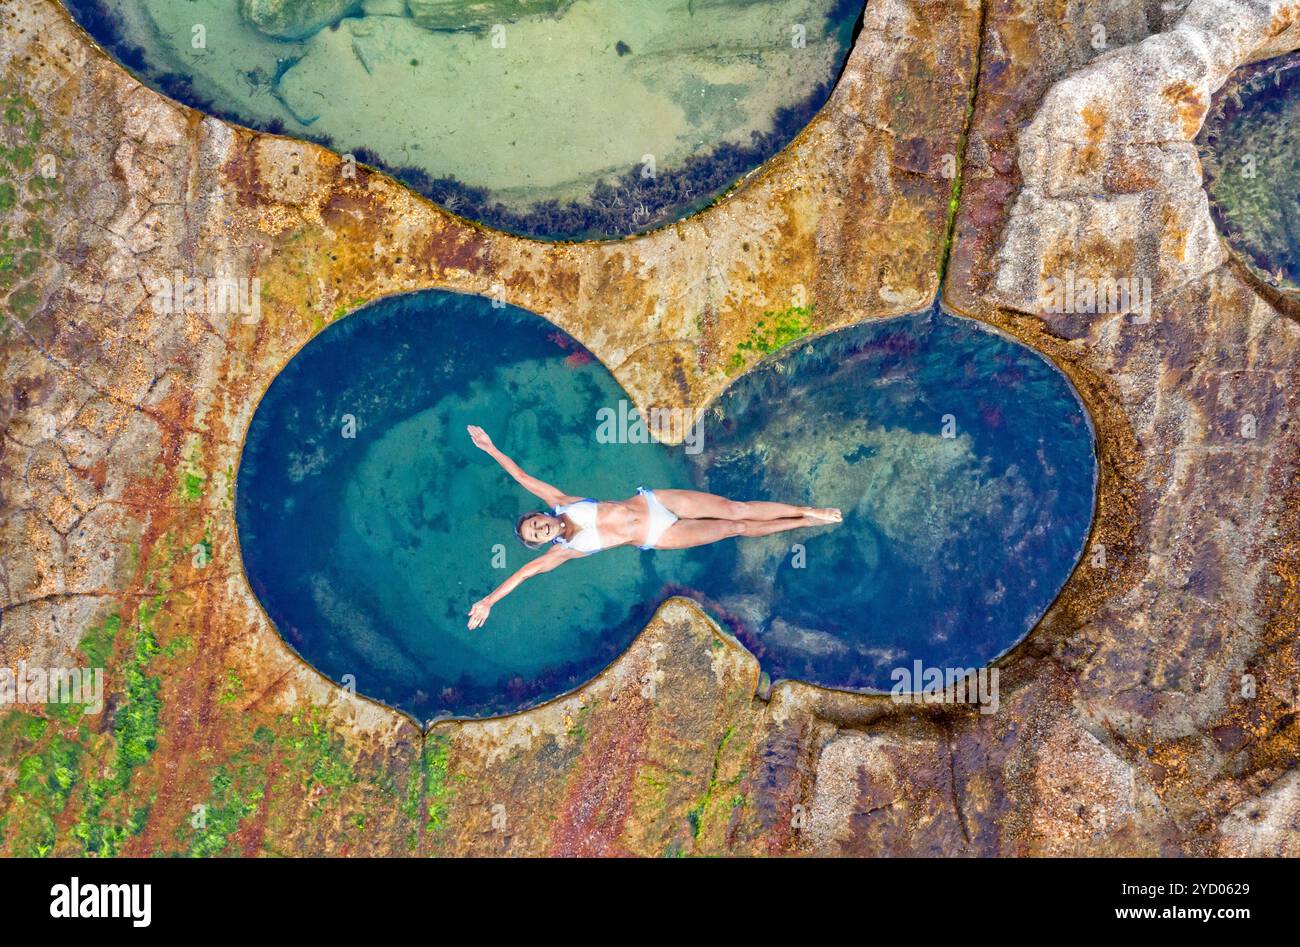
[515,512,547,550]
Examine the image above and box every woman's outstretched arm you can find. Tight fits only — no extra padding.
[467,425,577,508]
[467,546,578,629]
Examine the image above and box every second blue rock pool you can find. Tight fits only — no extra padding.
[236,291,1097,720]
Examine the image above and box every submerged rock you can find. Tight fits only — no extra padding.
[406,0,573,32]
[764,618,850,659]
[239,0,361,40]
[715,594,771,634]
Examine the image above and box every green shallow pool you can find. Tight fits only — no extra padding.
[64,0,864,239]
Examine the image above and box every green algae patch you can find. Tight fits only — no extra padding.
[0,604,161,858]
[0,712,80,857]
[184,759,265,857]
[182,707,405,856]
[217,669,245,705]
[686,725,736,841]
[114,605,164,771]
[0,85,59,332]
[282,708,360,801]
[180,472,205,502]
[331,295,369,323]
[176,436,211,503]
[421,731,455,836]
[726,305,814,374]
[0,610,131,855]
[391,729,459,852]
[78,613,122,670]
[0,527,421,856]
[72,600,164,856]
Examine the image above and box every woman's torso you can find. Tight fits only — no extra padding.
[555,497,649,553]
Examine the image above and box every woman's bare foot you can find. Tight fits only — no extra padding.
[806,507,842,523]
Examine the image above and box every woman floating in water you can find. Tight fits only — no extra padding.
[465,425,841,629]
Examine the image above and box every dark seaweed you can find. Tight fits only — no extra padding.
[377,78,836,241]
[62,0,148,73]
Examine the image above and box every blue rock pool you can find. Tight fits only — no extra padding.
[236,291,1097,720]
[64,0,864,240]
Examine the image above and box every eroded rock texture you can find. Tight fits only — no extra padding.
[0,0,1294,856]
[946,0,1300,856]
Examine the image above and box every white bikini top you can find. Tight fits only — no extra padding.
[552,499,604,555]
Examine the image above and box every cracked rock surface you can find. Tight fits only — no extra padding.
[0,0,1295,855]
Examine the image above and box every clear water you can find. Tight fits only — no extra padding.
[236,291,695,717]
[1198,52,1300,295]
[63,0,863,240]
[236,291,1097,720]
[682,314,1098,690]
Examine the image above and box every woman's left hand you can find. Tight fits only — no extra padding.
[467,425,494,453]
[467,598,492,630]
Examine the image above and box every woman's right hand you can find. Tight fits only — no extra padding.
[467,425,494,453]
[467,598,492,630]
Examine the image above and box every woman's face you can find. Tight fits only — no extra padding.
[522,514,559,545]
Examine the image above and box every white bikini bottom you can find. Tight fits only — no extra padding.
[636,487,678,550]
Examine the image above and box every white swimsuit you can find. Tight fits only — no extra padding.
[552,499,604,555]
[552,488,678,555]
[636,487,679,550]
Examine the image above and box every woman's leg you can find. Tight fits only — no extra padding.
[654,516,825,550]
[653,489,837,522]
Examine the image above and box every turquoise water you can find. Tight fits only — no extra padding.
[1198,52,1300,296]
[237,291,693,717]
[63,0,864,240]
[236,291,1096,720]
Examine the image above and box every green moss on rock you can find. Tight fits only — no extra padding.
[726,305,814,374]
